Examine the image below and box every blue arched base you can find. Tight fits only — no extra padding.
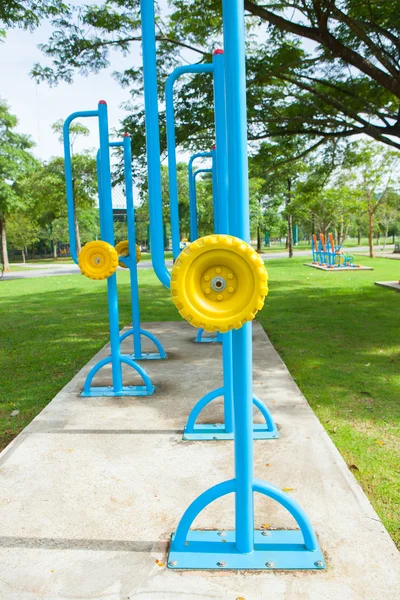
[81,355,155,397]
[183,389,279,440]
[194,328,223,344]
[120,328,167,361]
[168,478,325,570]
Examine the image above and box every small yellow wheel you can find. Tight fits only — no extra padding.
[171,234,268,332]
[115,240,141,267]
[78,241,118,280]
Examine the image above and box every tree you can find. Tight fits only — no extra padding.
[18,152,98,258]
[347,142,400,258]
[0,100,36,271]
[377,188,400,250]
[52,119,90,254]
[31,0,400,180]
[6,211,40,262]
[0,1,67,36]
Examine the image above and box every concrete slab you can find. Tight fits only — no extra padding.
[0,322,398,600]
[375,281,400,292]
[304,263,373,271]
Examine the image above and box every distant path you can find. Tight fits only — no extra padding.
[2,245,393,280]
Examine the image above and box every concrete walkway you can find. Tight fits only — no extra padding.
[3,245,390,280]
[0,322,398,599]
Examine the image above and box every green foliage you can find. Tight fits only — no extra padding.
[0,1,67,34]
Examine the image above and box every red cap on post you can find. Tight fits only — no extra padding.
[99,100,107,105]
[212,144,216,149]
[213,49,224,55]
[123,133,130,137]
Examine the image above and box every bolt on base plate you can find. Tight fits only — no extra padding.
[168,530,325,570]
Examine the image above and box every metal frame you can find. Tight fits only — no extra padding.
[63,103,154,397]
[109,137,166,361]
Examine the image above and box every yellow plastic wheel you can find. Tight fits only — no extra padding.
[171,234,268,332]
[78,241,118,280]
[115,240,141,267]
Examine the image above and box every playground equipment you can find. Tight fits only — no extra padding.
[140,0,324,570]
[166,46,277,440]
[63,111,159,396]
[312,233,360,268]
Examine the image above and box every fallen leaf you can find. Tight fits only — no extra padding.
[157,562,165,567]
[261,523,270,529]
[377,440,385,446]
[282,487,296,493]
[10,410,19,417]
[364,363,370,367]
[348,464,359,472]
[265,463,270,467]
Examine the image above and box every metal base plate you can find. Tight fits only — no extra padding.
[80,385,155,397]
[168,530,325,570]
[183,423,279,440]
[123,352,167,361]
[193,337,221,344]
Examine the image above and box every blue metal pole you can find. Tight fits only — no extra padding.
[188,152,212,242]
[212,49,234,436]
[222,0,254,554]
[98,101,123,393]
[165,64,214,259]
[139,0,170,289]
[211,147,219,235]
[63,110,98,264]
[122,135,142,358]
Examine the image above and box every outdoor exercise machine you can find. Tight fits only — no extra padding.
[63,108,155,397]
[140,0,324,570]
[312,233,360,268]
[109,137,166,361]
[165,46,277,440]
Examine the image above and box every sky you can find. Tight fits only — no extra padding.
[0,2,146,161]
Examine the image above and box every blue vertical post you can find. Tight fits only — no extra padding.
[211,146,219,236]
[190,170,198,241]
[213,49,234,435]
[98,101,123,394]
[122,134,142,358]
[222,0,254,554]
[140,0,170,289]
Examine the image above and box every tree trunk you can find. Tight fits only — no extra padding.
[257,224,261,252]
[22,247,26,263]
[368,211,375,258]
[0,216,10,271]
[383,226,388,250]
[286,177,293,258]
[53,239,58,259]
[74,205,81,255]
[357,228,361,246]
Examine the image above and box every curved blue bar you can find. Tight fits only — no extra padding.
[120,356,154,394]
[165,64,214,259]
[252,396,278,433]
[63,109,98,264]
[173,479,236,551]
[253,479,319,552]
[139,0,170,289]
[185,387,224,432]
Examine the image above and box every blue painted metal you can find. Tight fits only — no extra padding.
[165,63,214,260]
[139,0,170,289]
[188,151,212,242]
[168,0,322,570]
[184,49,278,441]
[109,137,166,362]
[63,102,155,398]
[168,530,325,570]
[194,328,222,344]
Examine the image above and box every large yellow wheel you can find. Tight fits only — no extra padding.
[115,240,141,267]
[171,234,268,332]
[78,241,118,280]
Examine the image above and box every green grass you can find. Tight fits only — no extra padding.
[0,256,399,547]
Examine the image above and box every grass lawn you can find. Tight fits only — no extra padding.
[0,256,399,547]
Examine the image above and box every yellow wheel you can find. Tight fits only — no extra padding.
[78,241,118,280]
[115,240,141,267]
[171,234,268,332]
